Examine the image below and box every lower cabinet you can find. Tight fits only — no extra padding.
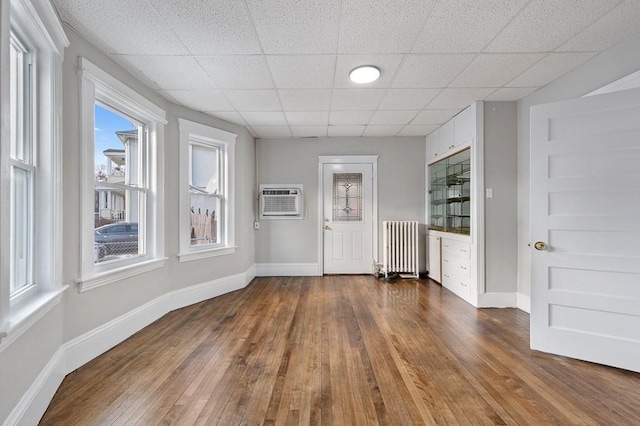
[428,230,474,304]
[427,234,442,283]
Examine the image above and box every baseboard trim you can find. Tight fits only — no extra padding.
[255,263,321,277]
[8,265,256,426]
[517,292,531,313]
[477,292,518,308]
[4,347,66,426]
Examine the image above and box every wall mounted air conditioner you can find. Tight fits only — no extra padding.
[259,185,303,219]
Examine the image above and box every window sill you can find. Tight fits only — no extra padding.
[76,257,167,293]
[177,246,237,263]
[0,286,68,352]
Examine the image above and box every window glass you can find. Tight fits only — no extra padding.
[189,143,220,246]
[93,104,144,263]
[332,173,363,222]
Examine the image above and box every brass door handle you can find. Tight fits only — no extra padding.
[533,241,548,251]
[324,225,331,230]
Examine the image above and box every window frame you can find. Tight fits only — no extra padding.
[77,57,167,292]
[178,118,236,262]
[0,0,69,345]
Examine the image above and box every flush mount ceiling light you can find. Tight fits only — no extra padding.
[349,65,381,84]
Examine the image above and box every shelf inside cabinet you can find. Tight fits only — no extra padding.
[428,148,471,236]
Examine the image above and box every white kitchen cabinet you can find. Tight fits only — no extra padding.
[427,234,442,283]
[426,101,518,308]
[426,130,439,160]
[437,120,454,154]
[426,102,483,307]
[453,107,473,148]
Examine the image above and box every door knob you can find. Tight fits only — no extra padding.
[324,225,331,230]
[533,241,548,251]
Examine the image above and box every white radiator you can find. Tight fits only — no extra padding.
[382,221,419,278]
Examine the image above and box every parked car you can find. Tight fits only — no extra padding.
[94,222,138,259]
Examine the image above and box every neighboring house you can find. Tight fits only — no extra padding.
[94,129,138,224]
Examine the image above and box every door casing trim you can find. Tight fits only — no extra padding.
[318,155,378,275]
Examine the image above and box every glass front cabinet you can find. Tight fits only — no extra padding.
[428,148,471,235]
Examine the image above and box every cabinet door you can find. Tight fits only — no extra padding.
[427,235,442,283]
[453,107,473,148]
[426,130,439,160]
[437,120,454,154]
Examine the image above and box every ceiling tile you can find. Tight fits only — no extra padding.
[450,54,544,87]
[362,126,404,137]
[378,89,441,110]
[197,56,273,89]
[334,55,403,88]
[411,109,460,125]
[369,110,419,126]
[252,126,292,138]
[338,0,437,53]
[53,0,188,55]
[267,56,336,89]
[148,0,261,54]
[485,0,619,52]
[427,88,496,109]
[164,89,232,111]
[558,1,640,52]
[240,111,288,126]
[291,126,329,137]
[484,87,537,101]
[392,55,476,88]
[285,111,330,126]
[206,111,246,125]
[278,90,332,111]
[328,126,365,137]
[111,55,216,90]
[246,0,341,54]
[223,90,281,111]
[329,111,374,126]
[507,53,597,87]
[331,89,386,110]
[398,125,440,136]
[413,0,528,53]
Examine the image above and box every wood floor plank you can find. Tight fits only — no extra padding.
[40,276,640,425]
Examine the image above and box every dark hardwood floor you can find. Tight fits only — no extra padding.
[40,276,640,425]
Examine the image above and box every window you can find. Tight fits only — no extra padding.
[1,0,68,343]
[9,33,34,301]
[78,58,166,291]
[94,104,145,263]
[178,119,236,262]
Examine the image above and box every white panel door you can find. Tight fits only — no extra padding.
[530,87,640,373]
[323,163,373,274]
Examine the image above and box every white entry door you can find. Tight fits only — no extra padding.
[323,163,374,274]
[530,87,640,373]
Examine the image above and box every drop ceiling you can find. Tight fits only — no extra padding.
[53,0,640,139]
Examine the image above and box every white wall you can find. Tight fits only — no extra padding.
[0,25,256,423]
[255,136,426,270]
[517,34,640,308]
[484,102,518,293]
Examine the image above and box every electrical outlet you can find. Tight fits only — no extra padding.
[254,221,260,230]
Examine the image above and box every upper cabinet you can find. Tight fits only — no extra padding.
[437,120,454,154]
[426,106,474,162]
[453,107,473,147]
[426,130,439,160]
